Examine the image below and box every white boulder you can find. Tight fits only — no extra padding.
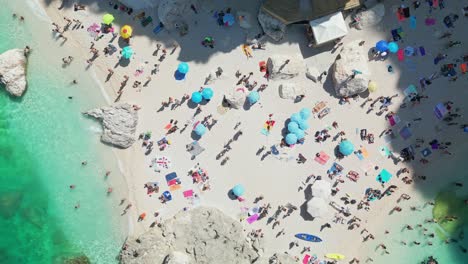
[306,66,320,82]
[279,83,304,100]
[257,9,286,41]
[358,3,385,28]
[163,252,190,264]
[332,40,370,97]
[267,54,304,81]
[0,49,28,97]
[224,88,246,109]
[84,103,138,148]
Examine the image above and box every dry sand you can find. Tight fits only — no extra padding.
[37,0,467,262]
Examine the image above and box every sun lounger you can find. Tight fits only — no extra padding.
[313,101,326,114]
[318,107,330,119]
[347,171,360,182]
[153,22,164,34]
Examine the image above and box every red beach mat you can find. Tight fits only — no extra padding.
[397,49,405,61]
[259,61,266,72]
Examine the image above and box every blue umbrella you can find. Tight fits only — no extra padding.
[194,123,206,136]
[287,121,299,132]
[388,42,399,53]
[290,113,302,123]
[202,88,214,100]
[294,129,305,139]
[339,140,355,156]
[300,108,311,120]
[247,91,260,104]
[375,40,389,52]
[297,119,309,130]
[232,184,245,197]
[121,46,134,59]
[223,13,235,26]
[177,62,189,74]
[191,92,202,104]
[285,133,298,145]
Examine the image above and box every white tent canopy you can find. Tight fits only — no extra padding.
[309,11,348,45]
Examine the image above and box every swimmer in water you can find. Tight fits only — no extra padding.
[69,185,76,189]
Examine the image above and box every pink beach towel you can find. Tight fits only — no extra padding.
[425,18,436,26]
[183,190,194,198]
[397,49,405,61]
[246,214,259,224]
[433,0,439,8]
[389,115,401,126]
[314,151,330,165]
[303,254,311,264]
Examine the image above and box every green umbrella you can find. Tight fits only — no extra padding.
[121,46,133,59]
[103,14,115,25]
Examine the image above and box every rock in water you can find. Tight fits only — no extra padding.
[0,49,28,97]
[331,40,370,97]
[257,9,287,41]
[279,83,304,100]
[83,103,138,148]
[120,207,260,264]
[267,55,304,81]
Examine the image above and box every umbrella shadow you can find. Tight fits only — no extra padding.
[299,201,315,221]
[303,184,313,200]
[227,190,237,200]
[281,119,291,138]
[114,57,130,68]
[190,131,202,141]
[174,70,186,81]
[117,37,130,48]
[186,100,198,109]
[242,99,252,111]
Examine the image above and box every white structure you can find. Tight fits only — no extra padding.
[309,11,348,45]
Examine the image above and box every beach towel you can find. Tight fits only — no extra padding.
[419,46,426,56]
[246,213,259,224]
[303,255,311,264]
[433,0,439,8]
[314,151,330,165]
[260,128,269,135]
[425,18,436,26]
[183,190,194,198]
[376,169,392,183]
[328,162,343,175]
[379,146,391,157]
[404,85,418,100]
[421,148,432,157]
[410,16,417,29]
[461,63,467,74]
[164,123,172,129]
[396,9,406,21]
[397,49,405,61]
[399,126,412,140]
[153,22,164,34]
[167,179,180,186]
[361,147,369,158]
[388,115,401,126]
[169,184,181,191]
[165,172,178,182]
[259,61,266,72]
[355,152,364,160]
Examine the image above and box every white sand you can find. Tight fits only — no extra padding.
[38,0,467,262]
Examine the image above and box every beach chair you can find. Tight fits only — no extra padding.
[313,101,326,114]
[141,16,153,27]
[153,22,164,34]
[318,108,330,119]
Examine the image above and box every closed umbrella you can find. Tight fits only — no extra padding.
[339,140,354,156]
[294,129,305,140]
[201,88,214,100]
[368,81,378,92]
[300,108,311,120]
[307,197,329,218]
[120,25,132,39]
[375,40,388,52]
[311,180,331,199]
[223,13,235,26]
[247,91,260,104]
[194,123,206,136]
[103,14,115,25]
[232,184,245,197]
[388,42,399,53]
[287,122,299,133]
[191,92,202,104]
[121,46,133,59]
[177,62,189,74]
[285,133,298,145]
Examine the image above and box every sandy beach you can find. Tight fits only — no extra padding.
[16,0,468,262]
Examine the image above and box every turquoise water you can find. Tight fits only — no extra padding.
[0,1,127,263]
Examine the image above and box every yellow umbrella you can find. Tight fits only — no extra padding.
[102,14,114,25]
[120,25,132,39]
[368,81,377,92]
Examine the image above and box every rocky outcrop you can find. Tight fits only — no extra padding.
[331,40,370,97]
[267,54,304,81]
[224,88,246,109]
[257,9,286,41]
[279,83,304,100]
[0,49,28,97]
[305,66,320,82]
[120,207,264,264]
[83,103,138,148]
[158,0,195,30]
[358,3,385,27]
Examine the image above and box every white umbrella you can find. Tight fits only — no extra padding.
[307,197,329,218]
[311,180,331,199]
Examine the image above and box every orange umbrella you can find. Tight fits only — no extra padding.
[120,25,132,39]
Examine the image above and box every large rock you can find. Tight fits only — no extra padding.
[358,3,385,27]
[120,207,262,264]
[331,40,370,97]
[257,9,286,41]
[224,88,246,109]
[158,0,194,30]
[305,66,320,82]
[279,83,304,100]
[0,49,28,97]
[83,103,138,148]
[163,252,190,264]
[267,54,304,81]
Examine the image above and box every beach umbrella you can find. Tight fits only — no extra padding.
[191,92,203,104]
[368,81,378,92]
[223,13,235,26]
[339,140,354,156]
[102,14,115,25]
[120,25,132,39]
[201,88,214,100]
[177,62,189,74]
[306,197,328,218]
[290,113,302,123]
[297,119,310,130]
[232,184,245,197]
[294,129,305,140]
[287,121,299,133]
[311,180,331,199]
[300,108,311,120]
[247,91,260,104]
[121,46,133,59]
[285,133,298,145]
[388,42,399,53]
[194,123,207,136]
[375,40,388,52]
